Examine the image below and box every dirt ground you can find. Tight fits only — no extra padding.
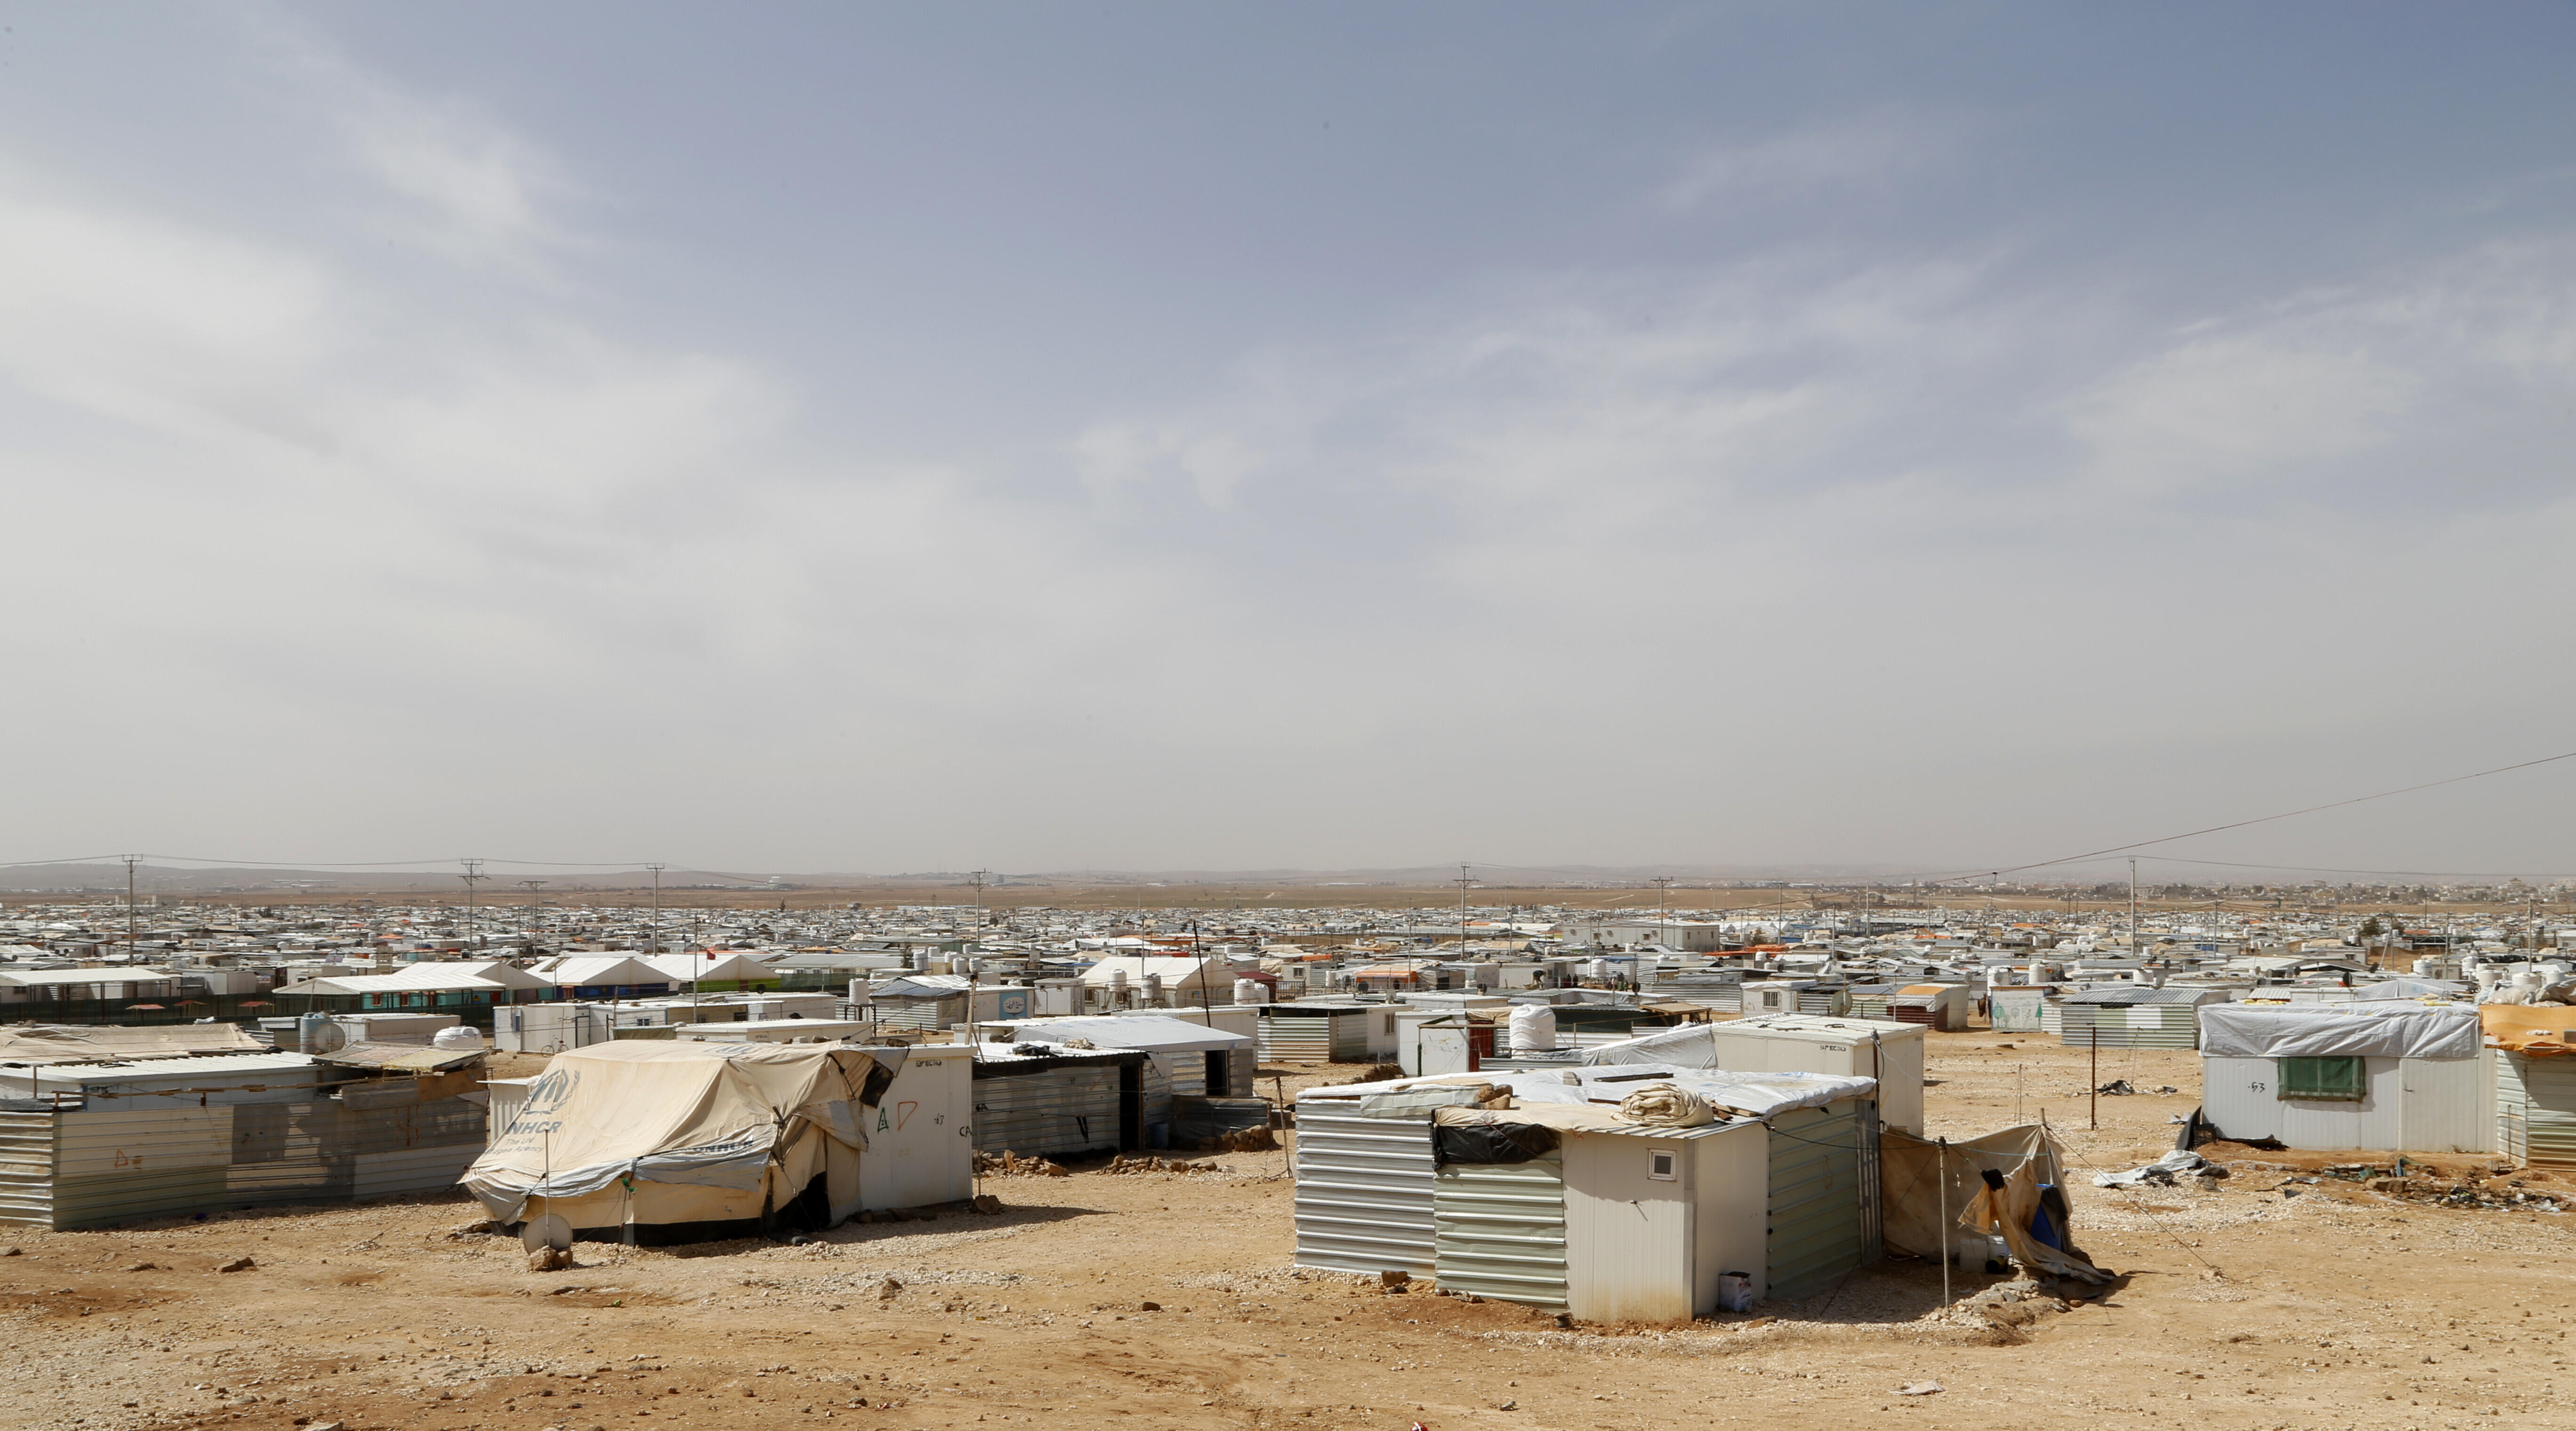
[3,1031,2568,1431]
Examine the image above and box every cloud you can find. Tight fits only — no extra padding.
[1659,112,1965,211]
[252,18,575,269]
[344,102,569,267]
[2067,241,2576,512]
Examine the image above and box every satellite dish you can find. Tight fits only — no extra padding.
[520,1213,573,1254]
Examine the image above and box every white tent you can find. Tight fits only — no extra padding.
[464,1042,966,1239]
[638,952,777,986]
[276,960,552,998]
[526,956,671,990]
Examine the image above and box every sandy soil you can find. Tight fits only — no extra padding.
[3,1031,2568,1431]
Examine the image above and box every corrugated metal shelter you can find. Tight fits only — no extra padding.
[1886,984,1973,1032]
[2059,987,2228,1049]
[1290,1090,1441,1278]
[1257,1003,1374,1063]
[1296,1068,1879,1314]
[2198,1002,2489,1153]
[970,1045,1139,1158]
[1427,1098,1850,1319]
[976,1014,1257,1101]
[0,1062,488,1229]
[2481,1006,2576,1168]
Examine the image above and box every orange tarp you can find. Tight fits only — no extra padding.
[2482,1005,2576,1056]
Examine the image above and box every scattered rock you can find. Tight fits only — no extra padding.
[1896,1382,1943,1397]
[877,1278,902,1302]
[1139,1301,1162,1312]
[125,1261,158,1271]
[528,1248,572,1272]
[1379,1270,1411,1289]
[974,1152,1071,1178]
[970,1194,1002,1214]
[217,1257,256,1273]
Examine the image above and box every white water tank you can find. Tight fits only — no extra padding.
[1508,1003,1557,1053]
[2413,958,2437,977]
[1143,973,1164,1005]
[1232,978,1271,1005]
[431,1025,484,1051]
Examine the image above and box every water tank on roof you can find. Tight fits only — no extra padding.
[1508,1003,1557,1053]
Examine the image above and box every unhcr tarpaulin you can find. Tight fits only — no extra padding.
[463,1042,891,1234]
[2196,1002,2480,1060]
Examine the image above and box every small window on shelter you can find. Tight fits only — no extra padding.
[2276,1056,2366,1101]
[1647,1149,1678,1181]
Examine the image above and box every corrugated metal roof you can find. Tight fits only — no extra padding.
[312,1041,487,1073]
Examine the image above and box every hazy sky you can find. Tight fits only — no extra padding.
[8,4,2576,880]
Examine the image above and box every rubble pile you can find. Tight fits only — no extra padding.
[1100,1154,1224,1176]
[972,1152,1070,1178]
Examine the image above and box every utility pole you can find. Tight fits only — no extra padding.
[459,859,486,950]
[519,879,547,904]
[1651,876,1675,948]
[1455,864,1474,954]
[645,864,666,954]
[2129,858,2141,961]
[968,869,992,926]
[123,855,141,960]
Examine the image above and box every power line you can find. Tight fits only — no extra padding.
[1917,748,2576,887]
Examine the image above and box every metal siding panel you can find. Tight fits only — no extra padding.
[2200,1056,2283,1143]
[2399,1054,2492,1155]
[56,1108,231,1175]
[1766,1103,1868,1302]
[1292,1108,1435,1276]
[1260,1017,1332,1062]
[0,1112,56,1227]
[226,1102,357,1206]
[1988,989,2048,1033]
[1563,1134,1691,1322]
[351,1143,481,1200]
[52,1167,231,1228]
[972,1067,1121,1159]
[2505,1054,2576,1168]
[1434,1153,1568,1311]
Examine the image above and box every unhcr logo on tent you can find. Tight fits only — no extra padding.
[523,1067,581,1116]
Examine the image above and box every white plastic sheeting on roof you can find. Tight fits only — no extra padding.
[981,1015,1250,1052]
[2197,1002,2481,1060]
[2353,978,2468,1001]
[1315,1064,1875,1120]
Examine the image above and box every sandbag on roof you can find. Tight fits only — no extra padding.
[462,1041,888,1225]
[2197,1002,2480,1060]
